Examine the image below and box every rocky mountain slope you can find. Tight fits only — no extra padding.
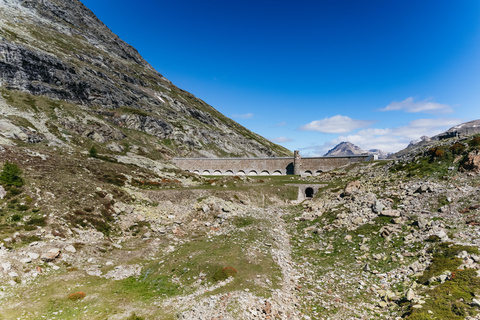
[0,0,291,159]
[393,119,480,159]
[324,141,391,159]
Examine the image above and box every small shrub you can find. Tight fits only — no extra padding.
[102,173,127,187]
[11,214,22,222]
[126,312,145,320]
[450,143,465,155]
[0,161,24,187]
[68,292,86,301]
[469,136,480,147]
[17,204,29,211]
[88,145,98,158]
[212,266,237,282]
[8,187,22,196]
[428,147,445,158]
[426,235,441,242]
[27,216,46,227]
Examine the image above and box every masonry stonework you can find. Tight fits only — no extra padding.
[173,151,371,176]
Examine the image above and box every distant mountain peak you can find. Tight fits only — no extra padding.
[324,141,366,157]
[324,141,391,159]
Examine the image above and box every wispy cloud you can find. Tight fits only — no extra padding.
[276,121,287,127]
[301,118,461,155]
[381,97,453,114]
[232,113,254,119]
[298,115,375,133]
[271,137,293,143]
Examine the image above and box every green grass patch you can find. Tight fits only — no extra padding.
[406,269,480,319]
[418,242,479,285]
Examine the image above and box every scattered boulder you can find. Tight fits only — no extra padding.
[0,186,6,199]
[380,209,401,218]
[64,245,76,253]
[344,180,361,196]
[372,200,385,214]
[40,248,61,262]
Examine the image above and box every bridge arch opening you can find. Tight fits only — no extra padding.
[272,170,282,176]
[286,163,294,175]
[304,170,313,177]
[248,170,257,176]
[225,170,234,175]
[260,170,270,176]
[201,170,210,175]
[213,170,222,175]
[305,187,314,198]
[315,170,323,176]
[193,170,200,174]
[237,170,246,176]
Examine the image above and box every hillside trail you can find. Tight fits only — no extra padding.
[168,206,305,319]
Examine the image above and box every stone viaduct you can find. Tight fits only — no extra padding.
[173,151,372,177]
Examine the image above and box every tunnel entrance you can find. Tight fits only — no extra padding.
[305,187,314,198]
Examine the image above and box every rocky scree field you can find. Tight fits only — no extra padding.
[0,133,480,319]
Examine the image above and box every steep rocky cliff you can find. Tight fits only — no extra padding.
[0,0,291,158]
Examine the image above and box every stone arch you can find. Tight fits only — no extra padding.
[225,170,234,175]
[272,170,282,176]
[193,170,200,174]
[304,170,313,177]
[185,170,190,172]
[315,170,323,176]
[201,170,210,175]
[236,170,246,176]
[213,170,222,175]
[260,170,270,176]
[305,187,314,198]
[248,170,257,176]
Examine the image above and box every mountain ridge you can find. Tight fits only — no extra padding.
[0,0,291,158]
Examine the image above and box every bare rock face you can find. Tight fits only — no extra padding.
[460,151,480,174]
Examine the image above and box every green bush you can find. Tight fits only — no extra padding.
[0,161,24,187]
[88,145,98,158]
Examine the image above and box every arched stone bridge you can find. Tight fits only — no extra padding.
[174,151,372,176]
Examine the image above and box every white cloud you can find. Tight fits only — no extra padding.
[301,118,462,155]
[381,97,453,114]
[271,137,293,143]
[298,115,374,133]
[232,113,253,119]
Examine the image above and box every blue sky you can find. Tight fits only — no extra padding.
[81,0,480,155]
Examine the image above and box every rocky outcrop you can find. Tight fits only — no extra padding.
[459,150,480,174]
